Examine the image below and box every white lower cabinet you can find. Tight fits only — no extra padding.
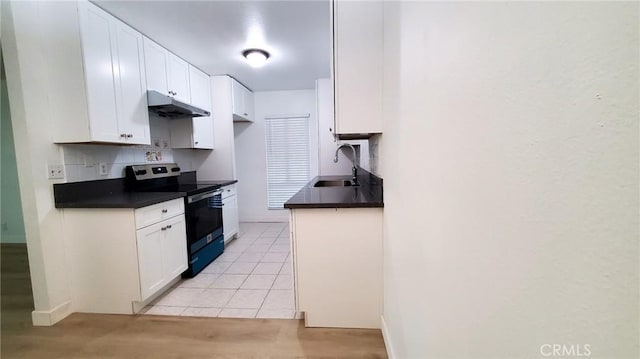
[290,207,383,329]
[64,198,187,314]
[221,184,239,242]
[136,214,187,301]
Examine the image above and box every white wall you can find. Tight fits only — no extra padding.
[234,89,317,222]
[379,2,639,358]
[2,0,73,325]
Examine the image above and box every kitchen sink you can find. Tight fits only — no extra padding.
[313,180,358,187]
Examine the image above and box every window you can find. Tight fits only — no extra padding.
[265,115,311,209]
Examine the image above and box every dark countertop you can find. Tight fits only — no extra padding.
[195,180,238,187]
[284,171,383,209]
[53,174,237,209]
[56,192,186,209]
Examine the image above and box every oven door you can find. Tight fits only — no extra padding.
[186,189,224,253]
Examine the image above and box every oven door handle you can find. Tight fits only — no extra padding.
[187,189,223,204]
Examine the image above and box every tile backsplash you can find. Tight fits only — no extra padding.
[61,114,176,182]
[62,144,175,182]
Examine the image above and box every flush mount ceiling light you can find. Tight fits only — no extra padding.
[242,48,270,68]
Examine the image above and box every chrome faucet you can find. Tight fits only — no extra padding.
[333,143,359,186]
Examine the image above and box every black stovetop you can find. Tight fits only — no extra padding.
[128,171,235,196]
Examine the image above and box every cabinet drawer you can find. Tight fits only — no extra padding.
[221,184,236,199]
[135,198,184,229]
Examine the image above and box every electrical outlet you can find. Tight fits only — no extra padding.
[47,164,65,179]
[99,162,108,176]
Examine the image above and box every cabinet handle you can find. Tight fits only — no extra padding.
[243,113,248,116]
[126,134,133,138]
[194,141,199,145]
[167,224,172,229]
[161,226,167,231]
[120,133,126,138]
[162,209,168,213]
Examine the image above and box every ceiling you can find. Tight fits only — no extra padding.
[93,0,331,91]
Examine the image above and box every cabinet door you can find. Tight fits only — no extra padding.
[167,55,191,103]
[242,86,254,122]
[113,22,150,145]
[188,66,214,148]
[77,2,120,143]
[143,37,169,96]
[333,1,383,135]
[162,216,188,279]
[192,117,214,149]
[189,65,211,111]
[136,222,166,301]
[231,79,245,120]
[222,194,239,241]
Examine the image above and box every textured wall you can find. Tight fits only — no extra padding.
[379,2,639,358]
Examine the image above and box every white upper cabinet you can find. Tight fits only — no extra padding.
[142,37,191,104]
[113,21,150,143]
[143,38,170,95]
[332,0,383,137]
[231,79,254,122]
[189,65,212,111]
[190,116,214,149]
[76,1,150,144]
[167,56,191,103]
[169,65,214,149]
[242,85,254,121]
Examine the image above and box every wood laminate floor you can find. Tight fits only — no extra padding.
[1,244,388,358]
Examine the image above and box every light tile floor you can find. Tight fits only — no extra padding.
[143,222,299,319]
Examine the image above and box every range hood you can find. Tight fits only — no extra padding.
[147,90,210,118]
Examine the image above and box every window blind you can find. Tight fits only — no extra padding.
[265,115,310,209]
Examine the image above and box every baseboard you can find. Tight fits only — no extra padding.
[381,315,397,359]
[32,300,72,326]
[132,276,182,314]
